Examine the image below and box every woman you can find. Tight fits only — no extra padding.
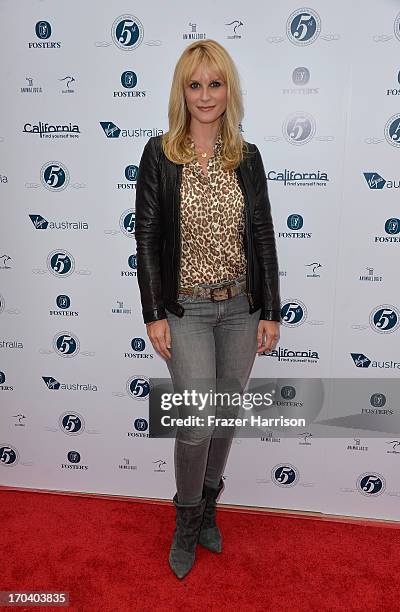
[135,39,280,579]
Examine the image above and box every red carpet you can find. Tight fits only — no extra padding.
[1,489,399,611]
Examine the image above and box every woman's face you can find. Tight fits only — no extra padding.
[184,63,227,127]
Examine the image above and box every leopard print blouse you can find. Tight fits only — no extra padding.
[179,134,247,289]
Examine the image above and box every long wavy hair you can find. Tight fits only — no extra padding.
[162,39,247,170]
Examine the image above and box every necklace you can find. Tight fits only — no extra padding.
[194,145,210,158]
[191,138,214,158]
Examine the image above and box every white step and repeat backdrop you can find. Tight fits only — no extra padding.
[1,1,400,520]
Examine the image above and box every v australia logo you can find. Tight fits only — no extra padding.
[363,173,386,189]
[99,122,121,138]
[42,376,61,389]
[364,171,400,190]
[29,214,48,229]
[29,214,89,230]
[350,353,371,368]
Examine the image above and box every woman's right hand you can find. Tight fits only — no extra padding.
[146,319,172,360]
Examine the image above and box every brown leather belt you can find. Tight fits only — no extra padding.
[179,275,246,302]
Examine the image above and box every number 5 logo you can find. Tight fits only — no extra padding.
[281,299,307,326]
[357,473,385,496]
[53,332,80,357]
[0,445,19,465]
[126,376,151,400]
[369,305,400,334]
[112,15,144,51]
[41,161,69,191]
[286,9,321,46]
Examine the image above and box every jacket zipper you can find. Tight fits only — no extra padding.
[236,167,254,309]
[174,165,183,300]
[246,202,254,307]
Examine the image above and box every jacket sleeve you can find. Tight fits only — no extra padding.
[134,137,167,324]
[251,145,281,322]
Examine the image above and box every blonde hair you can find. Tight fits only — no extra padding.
[162,39,247,170]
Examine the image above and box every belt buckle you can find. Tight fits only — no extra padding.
[210,285,232,302]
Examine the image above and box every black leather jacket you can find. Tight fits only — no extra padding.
[134,135,280,324]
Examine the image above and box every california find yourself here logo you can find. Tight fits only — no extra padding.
[261,347,320,364]
[23,121,80,139]
[268,168,328,187]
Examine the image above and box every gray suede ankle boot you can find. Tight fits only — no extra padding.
[198,478,225,553]
[169,494,207,579]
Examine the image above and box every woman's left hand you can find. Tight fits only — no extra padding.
[257,320,280,354]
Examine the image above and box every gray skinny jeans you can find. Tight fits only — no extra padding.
[165,284,260,505]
